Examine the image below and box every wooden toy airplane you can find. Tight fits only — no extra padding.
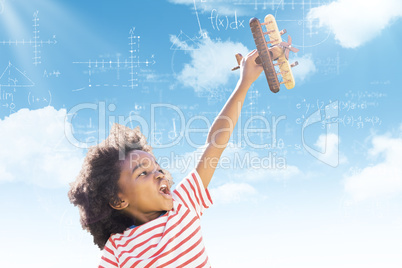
[232,14,299,93]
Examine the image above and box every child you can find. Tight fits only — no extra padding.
[68,50,263,267]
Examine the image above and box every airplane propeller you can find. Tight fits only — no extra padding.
[280,35,299,60]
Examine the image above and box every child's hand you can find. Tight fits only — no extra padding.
[239,49,264,86]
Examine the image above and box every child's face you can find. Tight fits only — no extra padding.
[116,150,173,222]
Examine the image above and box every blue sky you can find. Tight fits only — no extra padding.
[1,0,402,267]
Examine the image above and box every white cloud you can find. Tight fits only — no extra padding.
[307,0,402,48]
[0,107,84,188]
[289,54,317,83]
[210,182,264,204]
[344,134,402,201]
[313,133,347,165]
[173,36,249,92]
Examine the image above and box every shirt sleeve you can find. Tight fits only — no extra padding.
[98,238,119,268]
[172,169,213,217]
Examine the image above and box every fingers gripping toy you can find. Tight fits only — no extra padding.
[232,14,299,93]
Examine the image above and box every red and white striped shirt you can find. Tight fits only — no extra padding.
[99,169,213,268]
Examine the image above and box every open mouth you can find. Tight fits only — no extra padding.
[159,182,172,197]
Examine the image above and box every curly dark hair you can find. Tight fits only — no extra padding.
[68,123,173,249]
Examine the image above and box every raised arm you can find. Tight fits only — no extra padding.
[196,50,263,188]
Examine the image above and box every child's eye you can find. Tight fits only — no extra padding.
[138,171,147,176]
[159,169,165,174]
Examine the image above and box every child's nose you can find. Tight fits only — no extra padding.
[153,169,165,179]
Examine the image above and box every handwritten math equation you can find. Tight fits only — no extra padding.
[295,94,384,130]
[208,9,245,31]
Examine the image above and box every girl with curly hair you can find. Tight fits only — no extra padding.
[68,50,263,267]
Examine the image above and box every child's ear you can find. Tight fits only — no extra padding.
[109,196,128,210]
